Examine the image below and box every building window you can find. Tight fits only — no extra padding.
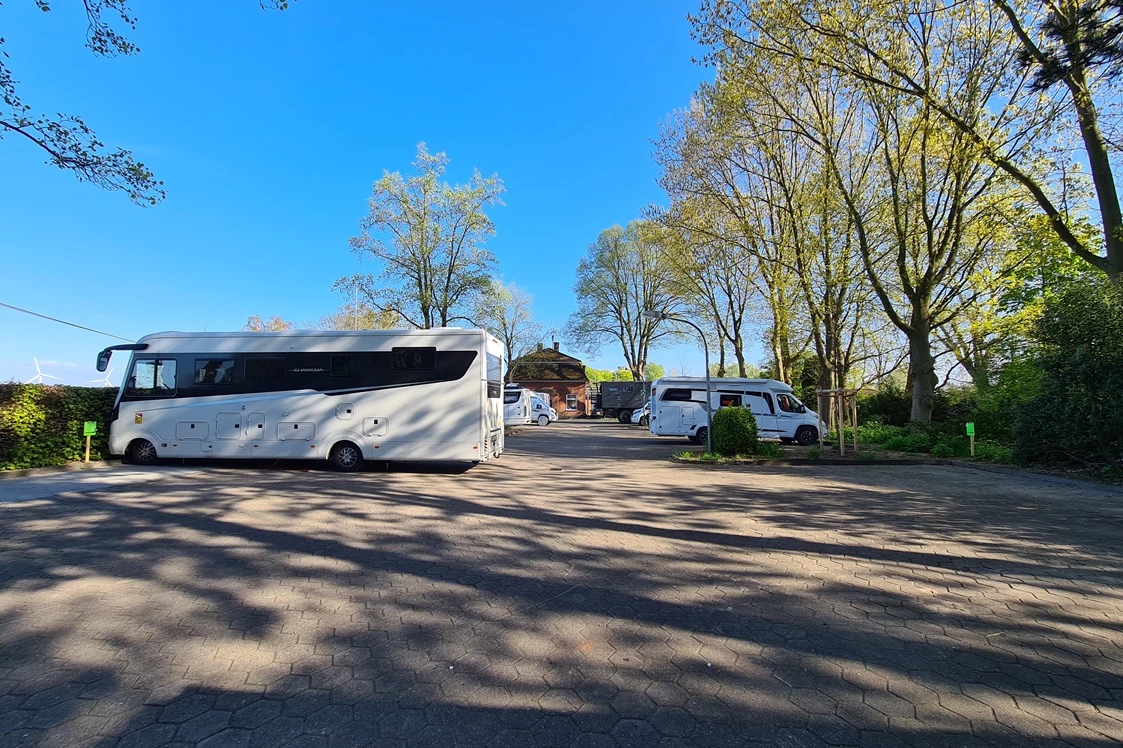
[565,394,578,412]
[127,358,177,396]
[194,359,235,385]
[245,357,286,380]
[330,354,353,377]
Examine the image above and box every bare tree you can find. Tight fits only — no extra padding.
[568,221,681,380]
[243,315,293,332]
[472,279,544,381]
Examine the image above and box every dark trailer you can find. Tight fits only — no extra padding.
[596,381,652,423]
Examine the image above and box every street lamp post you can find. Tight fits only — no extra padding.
[643,310,712,454]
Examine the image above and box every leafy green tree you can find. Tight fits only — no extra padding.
[644,363,666,380]
[340,143,504,329]
[693,0,1122,280]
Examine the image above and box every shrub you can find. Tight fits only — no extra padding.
[841,422,908,444]
[857,381,912,426]
[930,442,955,458]
[0,384,118,470]
[712,406,758,457]
[1014,279,1123,470]
[881,434,935,453]
[755,441,784,459]
[808,446,822,460]
[975,441,1014,464]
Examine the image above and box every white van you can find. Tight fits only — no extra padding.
[648,377,822,445]
[95,328,506,471]
[503,386,554,426]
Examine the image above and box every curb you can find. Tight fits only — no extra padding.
[670,456,953,467]
[0,459,123,481]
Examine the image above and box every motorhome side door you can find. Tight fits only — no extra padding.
[745,392,779,436]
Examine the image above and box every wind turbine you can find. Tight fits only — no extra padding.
[25,358,62,385]
[86,367,115,387]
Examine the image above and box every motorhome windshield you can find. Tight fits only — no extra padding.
[503,391,522,404]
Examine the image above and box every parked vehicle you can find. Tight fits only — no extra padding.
[630,402,650,426]
[503,385,554,426]
[95,329,506,471]
[648,377,823,446]
[530,391,559,422]
[597,381,651,423]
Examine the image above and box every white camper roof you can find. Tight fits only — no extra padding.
[652,376,795,391]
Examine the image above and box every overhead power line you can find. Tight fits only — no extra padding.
[0,301,132,342]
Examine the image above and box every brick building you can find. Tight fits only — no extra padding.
[507,343,590,417]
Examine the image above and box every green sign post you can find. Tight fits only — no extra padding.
[966,422,975,457]
[83,421,97,463]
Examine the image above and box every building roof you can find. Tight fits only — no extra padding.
[509,346,586,382]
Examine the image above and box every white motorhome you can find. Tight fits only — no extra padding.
[648,377,823,446]
[95,329,506,471]
[503,385,554,426]
[530,391,559,422]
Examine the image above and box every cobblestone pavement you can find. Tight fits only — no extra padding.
[2,421,1123,747]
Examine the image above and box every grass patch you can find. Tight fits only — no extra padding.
[674,451,723,462]
[755,442,785,459]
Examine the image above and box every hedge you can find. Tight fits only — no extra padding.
[0,383,118,470]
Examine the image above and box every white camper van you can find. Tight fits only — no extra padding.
[648,377,822,445]
[95,329,506,471]
[503,385,554,426]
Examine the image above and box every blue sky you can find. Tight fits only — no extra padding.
[0,0,758,385]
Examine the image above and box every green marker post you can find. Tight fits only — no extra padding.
[83,421,97,463]
[966,422,975,457]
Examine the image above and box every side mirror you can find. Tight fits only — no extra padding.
[797,404,807,414]
[96,352,111,372]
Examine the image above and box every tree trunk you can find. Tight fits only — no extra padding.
[732,334,747,378]
[907,320,937,426]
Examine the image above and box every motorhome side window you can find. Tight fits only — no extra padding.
[719,394,742,408]
[392,347,435,370]
[486,353,503,398]
[194,359,234,385]
[330,354,353,377]
[245,357,286,380]
[127,358,177,396]
[662,388,693,401]
[503,391,521,404]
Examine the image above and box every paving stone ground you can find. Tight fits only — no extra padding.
[2,421,1123,747]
